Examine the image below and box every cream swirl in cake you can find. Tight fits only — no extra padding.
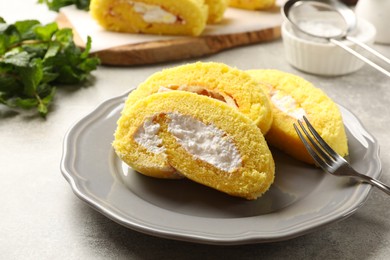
[247,69,348,164]
[90,0,208,36]
[113,91,275,199]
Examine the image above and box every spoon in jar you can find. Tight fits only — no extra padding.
[282,0,390,77]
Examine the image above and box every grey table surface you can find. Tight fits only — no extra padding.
[1,1,390,259]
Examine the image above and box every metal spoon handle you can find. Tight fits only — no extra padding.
[346,36,390,65]
[330,38,390,78]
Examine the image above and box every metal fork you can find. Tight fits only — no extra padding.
[294,116,390,195]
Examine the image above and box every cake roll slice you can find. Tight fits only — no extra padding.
[229,0,275,10]
[247,69,348,164]
[113,91,275,199]
[205,0,228,23]
[90,0,208,36]
[124,62,273,135]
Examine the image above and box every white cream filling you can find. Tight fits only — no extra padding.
[128,1,180,24]
[133,112,242,172]
[133,116,165,154]
[167,113,242,172]
[270,90,307,119]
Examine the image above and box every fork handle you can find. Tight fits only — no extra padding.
[352,172,390,195]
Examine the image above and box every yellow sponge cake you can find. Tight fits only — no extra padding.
[205,0,228,23]
[124,62,273,135]
[229,0,275,10]
[90,0,208,36]
[247,69,348,164]
[113,91,275,200]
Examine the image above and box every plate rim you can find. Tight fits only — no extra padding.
[60,91,381,245]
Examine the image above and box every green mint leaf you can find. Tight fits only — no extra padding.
[54,28,73,46]
[0,74,21,93]
[38,0,72,12]
[80,35,92,59]
[0,24,21,54]
[44,41,61,59]
[37,86,56,117]
[2,50,33,67]
[75,0,90,10]
[1,18,99,117]
[37,102,48,116]
[58,65,83,84]
[0,34,8,54]
[38,0,90,12]
[21,42,50,58]
[8,97,38,109]
[0,92,6,104]
[41,66,59,83]
[14,20,40,40]
[0,22,12,34]
[0,23,8,33]
[41,86,56,105]
[34,22,58,41]
[17,58,44,97]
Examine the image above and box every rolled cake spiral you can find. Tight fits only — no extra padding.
[229,0,276,10]
[247,69,349,164]
[90,0,208,36]
[113,91,275,200]
[124,62,273,135]
[205,0,228,23]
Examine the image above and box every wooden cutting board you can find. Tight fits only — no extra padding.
[56,12,281,66]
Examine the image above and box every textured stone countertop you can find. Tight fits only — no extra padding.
[1,2,390,259]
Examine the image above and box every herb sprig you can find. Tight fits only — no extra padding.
[38,0,90,12]
[0,18,99,117]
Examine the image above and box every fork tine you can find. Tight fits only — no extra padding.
[296,118,390,196]
[297,119,334,165]
[302,116,340,161]
[293,122,331,169]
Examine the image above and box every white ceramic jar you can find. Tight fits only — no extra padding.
[282,19,376,76]
[355,0,390,44]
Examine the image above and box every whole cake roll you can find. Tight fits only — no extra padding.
[229,0,275,10]
[90,0,208,36]
[113,91,275,200]
[124,62,273,135]
[247,69,348,164]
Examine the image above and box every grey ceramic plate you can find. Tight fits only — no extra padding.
[61,91,381,245]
